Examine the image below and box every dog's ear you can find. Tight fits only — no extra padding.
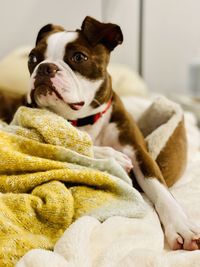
[81,16,123,51]
[36,24,65,45]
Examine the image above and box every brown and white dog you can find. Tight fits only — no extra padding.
[3,16,200,250]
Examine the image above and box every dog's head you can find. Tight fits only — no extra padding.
[27,16,123,120]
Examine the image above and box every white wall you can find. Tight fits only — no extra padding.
[0,0,102,58]
[1,0,200,95]
[0,0,139,71]
[102,0,139,70]
[143,0,200,94]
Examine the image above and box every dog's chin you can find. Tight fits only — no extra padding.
[32,86,85,112]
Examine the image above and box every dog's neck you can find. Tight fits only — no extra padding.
[69,73,113,125]
[68,97,112,127]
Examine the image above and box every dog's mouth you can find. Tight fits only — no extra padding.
[68,102,85,110]
[31,74,86,111]
[32,85,85,111]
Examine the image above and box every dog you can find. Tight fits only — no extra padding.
[2,16,200,250]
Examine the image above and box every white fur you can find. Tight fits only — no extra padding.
[91,122,134,172]
[46,32,78,61]
[131,149,200,250]
[93,146,133,172]
[27,31,103,120]
[78,106,113,143]
[100,122,121,148]
[99,123,134,160]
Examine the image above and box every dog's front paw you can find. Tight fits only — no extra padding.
[165,219,200,250]
[112,149,133,173]
[93,146,133,173]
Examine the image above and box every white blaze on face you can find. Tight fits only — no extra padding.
[46,31,78,60]
[28,31,103,120]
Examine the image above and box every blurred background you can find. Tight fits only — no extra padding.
[1,0,200,97]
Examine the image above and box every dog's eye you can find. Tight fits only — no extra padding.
[28,54,38,64]
[72,52,88,63]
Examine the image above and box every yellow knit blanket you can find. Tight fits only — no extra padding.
[0,107,145,266]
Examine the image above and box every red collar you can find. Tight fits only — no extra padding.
[68,99,112,127]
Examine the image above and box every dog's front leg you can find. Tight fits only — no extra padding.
[132,148,200,250]
[93,146,133,173]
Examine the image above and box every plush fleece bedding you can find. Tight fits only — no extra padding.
[17,96,200,267]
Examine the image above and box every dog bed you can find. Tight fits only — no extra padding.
[16,96,200,267]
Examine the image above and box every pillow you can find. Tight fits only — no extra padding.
[108,63,148,96]
[0,46,32,95]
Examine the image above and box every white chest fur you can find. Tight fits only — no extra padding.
[78,106,113,145]
[78,107,135,163]
[86,114,135,173]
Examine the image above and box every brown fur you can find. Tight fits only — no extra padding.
[110,93,187,187]
[28,25,65,75]
[0,91,26,123]
[64,33,110,80]
[91,74,113,108]
[36,24,65,46]
[111,93,168,185]
[28,22,113,108]
[81,16,123,50]
[156,119,187,187]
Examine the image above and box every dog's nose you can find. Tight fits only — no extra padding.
[37,63,59,77]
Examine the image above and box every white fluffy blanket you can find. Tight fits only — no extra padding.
[17,97,200,267]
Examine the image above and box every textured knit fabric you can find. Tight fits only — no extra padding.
[0,106,145,267]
